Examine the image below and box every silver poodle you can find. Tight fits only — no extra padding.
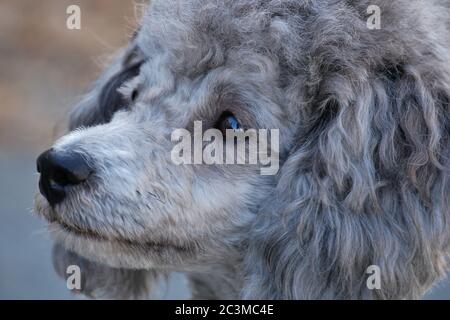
[34,0,449,299]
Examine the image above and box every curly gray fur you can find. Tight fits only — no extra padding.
[35,0,449,299]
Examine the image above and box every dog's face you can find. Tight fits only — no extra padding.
[35,0,449,299]
[34,0,292,269]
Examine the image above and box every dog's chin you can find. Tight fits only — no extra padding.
[34,193,197,270]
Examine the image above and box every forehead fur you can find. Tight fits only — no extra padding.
[137,0,449,79]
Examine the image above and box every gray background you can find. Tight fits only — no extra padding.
[0,0,448,299]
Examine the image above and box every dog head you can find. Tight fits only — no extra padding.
[35,0,449,299]
[35,0,291,272]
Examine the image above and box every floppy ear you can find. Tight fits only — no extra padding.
[68,45,143,130]
[243,48,449,299]
[52,243,163,299]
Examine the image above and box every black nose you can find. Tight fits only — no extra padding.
[36,149,92,206]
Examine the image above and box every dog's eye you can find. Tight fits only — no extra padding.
[130,89,139,102]
[117,79,140,106]
[216,111,241,134]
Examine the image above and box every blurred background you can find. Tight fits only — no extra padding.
[0,0,448,299]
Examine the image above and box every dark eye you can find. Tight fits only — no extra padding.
[130,89,139,101]
[216,111,241,134]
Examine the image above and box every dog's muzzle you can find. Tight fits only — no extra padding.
[36,149,92,206]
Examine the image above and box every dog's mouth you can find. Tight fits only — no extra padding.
[47,218,197,270]
[54,220,108,241]
[35,192,141,244]
[50,219,190,253]
[35,192,197,269]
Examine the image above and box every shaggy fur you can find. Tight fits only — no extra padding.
[34,0,449,299]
